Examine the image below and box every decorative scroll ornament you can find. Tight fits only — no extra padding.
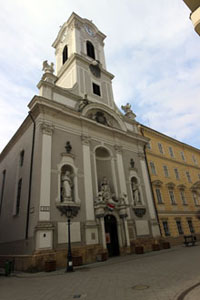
[133,207,146,218]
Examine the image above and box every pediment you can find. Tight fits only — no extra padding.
[177,184,186,190]
[152,180,163,187]
[82,103,127,131]
[166,182,176,189]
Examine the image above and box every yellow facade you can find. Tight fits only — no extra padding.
[141,126,200,241]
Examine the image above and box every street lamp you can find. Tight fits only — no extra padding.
[66,206,73,272]
[56,203,80,273]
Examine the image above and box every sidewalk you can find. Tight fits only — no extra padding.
[1,245,200,300]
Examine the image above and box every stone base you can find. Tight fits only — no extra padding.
[0,244,105,272]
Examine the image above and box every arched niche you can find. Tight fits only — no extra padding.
[95,147,115,195]
[56,154,80,205]
[130,176,144,206]
[61,165,74,202]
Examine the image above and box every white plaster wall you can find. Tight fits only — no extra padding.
[58,222,81,243]
[135,220,150,236]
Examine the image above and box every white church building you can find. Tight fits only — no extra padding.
[0,13,160,271]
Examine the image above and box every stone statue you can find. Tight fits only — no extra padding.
[78,94,89,112]
[42,60,54,74]
[61,170,73,201]
[121,103,132,114]
[121,103,136,120]
[65,141,72,153]
[131,178,142,205]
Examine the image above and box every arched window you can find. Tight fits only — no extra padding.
[86,41,95,59]
[62,45,68,64]
[20,150,25,167]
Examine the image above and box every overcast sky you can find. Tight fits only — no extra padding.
[0,0,200,152]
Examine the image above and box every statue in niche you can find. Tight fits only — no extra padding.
[61,170,73,202]
[95,177,117,208]
[131,177,142,205]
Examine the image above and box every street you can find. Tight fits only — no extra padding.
[0,245,200,300]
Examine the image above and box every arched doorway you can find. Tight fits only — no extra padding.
[104,215,120,257]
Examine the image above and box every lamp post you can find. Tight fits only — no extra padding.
[56,203,80,273]
[66,206,73,272]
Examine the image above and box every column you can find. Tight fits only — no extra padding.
[82,135,95,221]
[114,145,128,202]
[138,152,160,237]
[100,217,107,249]
[39,123,54,221]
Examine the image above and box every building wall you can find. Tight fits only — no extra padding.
[142,126,200,240]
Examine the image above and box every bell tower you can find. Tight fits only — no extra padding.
[52,12,115,108]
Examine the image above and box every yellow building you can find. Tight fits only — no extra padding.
[183,0,200,35]
[141,125,200,244]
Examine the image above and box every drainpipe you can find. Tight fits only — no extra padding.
[25,111,36,240]
[140,126,162,236]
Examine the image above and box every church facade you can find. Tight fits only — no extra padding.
[0,13,160,271]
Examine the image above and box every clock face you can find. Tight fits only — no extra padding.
[85,25,95,37]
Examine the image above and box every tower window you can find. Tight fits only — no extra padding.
[93,83,101,96]
[86,41,95,59]
[62,45,68,64]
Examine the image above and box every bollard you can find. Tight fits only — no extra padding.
[5,260,11,276]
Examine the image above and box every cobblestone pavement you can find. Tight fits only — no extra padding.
[1,245,200,300]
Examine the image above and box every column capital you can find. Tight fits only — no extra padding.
[81,135,91,145]
[114,144,122,153]
[137,152,145,159]
[40,123,54,135]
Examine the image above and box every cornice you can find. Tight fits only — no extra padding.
[56,53,114,80]
[146,151,200,171]
[141,124,200,153]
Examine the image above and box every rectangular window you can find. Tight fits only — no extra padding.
[146,142,151,150]
[176,220,184,235]
[169,190,176,205]
[180,190,187,205]
[169,147,174,158]
[193,192,199,206]
[150,162,156,175]
[174,168,180,180]
[180,151,185,161]
[93,83,101,96]
[155,188,163,204]
[187,219,195,234]
[162,221,170,236]
[158,143,164,154]
[186,171,192,183]
[163,165,169,177]
[0,170,6,215]
[192,155,197,164]
[15,178,22,215]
